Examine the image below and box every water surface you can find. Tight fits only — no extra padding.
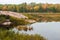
[13,22,60,40]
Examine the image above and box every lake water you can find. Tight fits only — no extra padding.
[13,22,60,40]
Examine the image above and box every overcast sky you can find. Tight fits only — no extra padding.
[0,0,60,4]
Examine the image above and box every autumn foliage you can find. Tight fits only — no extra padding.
[0,3,60,12]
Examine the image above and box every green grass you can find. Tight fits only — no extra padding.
[10,16,30,25]
[0,28,46,40]
[23,13,60,22]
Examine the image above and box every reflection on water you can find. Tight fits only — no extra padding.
[13,22,60,40]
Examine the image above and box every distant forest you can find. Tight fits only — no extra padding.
[0,3,60,13]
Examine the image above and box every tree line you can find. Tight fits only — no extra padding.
[0,3,60,13]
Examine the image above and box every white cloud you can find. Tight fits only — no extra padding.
[0,0,60,4]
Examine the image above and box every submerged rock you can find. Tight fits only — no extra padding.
[16,25,33,31]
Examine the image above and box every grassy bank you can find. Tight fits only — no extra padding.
[0,28,46,40]
[23,13,60,22]
[0,15,30,25]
